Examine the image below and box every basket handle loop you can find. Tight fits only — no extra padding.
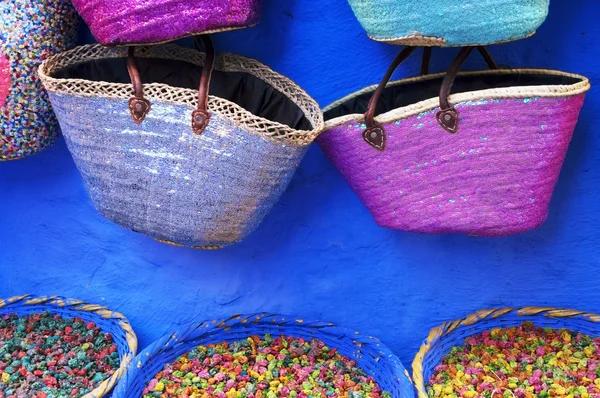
[437,46,498,133]
[362,46,418,151]
[192,35,215,135]
[127,47,151,124]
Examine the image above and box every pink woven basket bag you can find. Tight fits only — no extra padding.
[70,0,263,46]
[318,47,590,236]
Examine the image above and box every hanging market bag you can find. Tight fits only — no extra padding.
[346,0,550,47]
[412,307,600,398]
[70,0,263,46]
[0,0,78,160]
[0,294,138,397]
[39,36,323,249]
[318,47,590,236]
[113,313,415,397]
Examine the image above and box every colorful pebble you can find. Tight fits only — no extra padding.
[0,0,78,160]
[0,312,120,398]
[427,321,600,398]
[143,334,391,398]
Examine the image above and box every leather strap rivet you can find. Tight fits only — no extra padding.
[362,125,386,151]
[436,108,459,134]
[128,97,151,124]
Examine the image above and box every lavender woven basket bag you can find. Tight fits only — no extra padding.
[318,47,590,237]
[0,0,78,160]
[70,0,262,46]
[113,313,414,397]
[0,294,138,398]
[347,0,550,47]
[411,307,600,398]
[39,36,323,249]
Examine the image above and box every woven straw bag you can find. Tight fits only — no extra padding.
[318,47,590,237]
[70,0,263,46]
[347,0,550,47]
[114,313,415,397]
[0,0,78,160]
[0,294,138,398]
[412,307,600,398]
[39,36,323,249]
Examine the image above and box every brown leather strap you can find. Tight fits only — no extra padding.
[436,47,474,133]
[362,46,416,150]
[421,47,433,76]
[127,47,151,124]
[364,47,417,130]
[477,46,498,70]
[191,35,215,135]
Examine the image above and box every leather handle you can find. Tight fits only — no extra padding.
[421,47,433,76]
[362,46,417,151]
[125,35,216,134]
[191,35,215,135]
[127,47,151,124]
[436,46,498,133]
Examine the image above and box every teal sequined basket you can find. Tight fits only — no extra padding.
[115,314,414,397]
[346,0,550,47]
[0,295,138,398]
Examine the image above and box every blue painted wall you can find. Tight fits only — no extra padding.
[1,0,599,375]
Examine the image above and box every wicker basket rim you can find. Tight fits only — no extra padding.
[367,30,537,48]
[0,294,138,398]
[323,68,591,130]
[411,306,600,398]
[38,43,324,147]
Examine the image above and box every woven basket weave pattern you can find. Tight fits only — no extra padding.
[0,295,138,398]
[71,0,262,46]
[412,307,600,398]
[319,71,589,236]
[114,314,414,398]
[347,0,550,47]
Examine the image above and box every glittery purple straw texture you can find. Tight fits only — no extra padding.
[319,72,590,237]
[0,0,78,161]
[39,45,323,249]
[71,0,263,46]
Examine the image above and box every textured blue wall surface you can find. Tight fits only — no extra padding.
[1,0,599,374]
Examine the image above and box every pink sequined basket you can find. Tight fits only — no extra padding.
[70,0,263,46]
[318,47,590,236]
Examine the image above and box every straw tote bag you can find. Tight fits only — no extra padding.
[0,0,78,160]
[318,47,589,236]
[347,0,550,47]
[70,0,263,46]
[39,36,323,249]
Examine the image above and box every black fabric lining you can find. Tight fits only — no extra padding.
[325,73,581,121]
[52,57,313,131]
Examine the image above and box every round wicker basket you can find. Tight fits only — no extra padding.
[0,294,138,398]
[115,313,414,397]
[412,307,600,398]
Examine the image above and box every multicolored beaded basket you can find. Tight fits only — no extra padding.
[114,313,414,397]
[0,0,79,160]
[0,294,138,398]
[411,307,600,398]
